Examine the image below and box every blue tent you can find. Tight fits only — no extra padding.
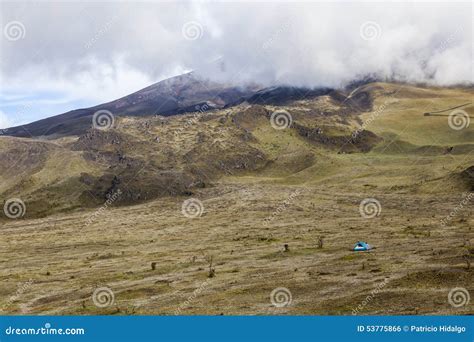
[353,241,372,251]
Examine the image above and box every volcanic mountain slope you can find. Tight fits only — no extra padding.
[3,72,262,138]
[2,72,337,139]
[0,81,376,217]
[0,82,472,219]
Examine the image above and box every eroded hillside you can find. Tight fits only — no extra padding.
[0,83,472,218]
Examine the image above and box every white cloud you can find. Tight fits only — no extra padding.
[0,110,12,129]
[0,1,472,124]
[3,57,156,104]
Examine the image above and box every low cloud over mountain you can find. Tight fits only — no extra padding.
[1,2,472,110]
